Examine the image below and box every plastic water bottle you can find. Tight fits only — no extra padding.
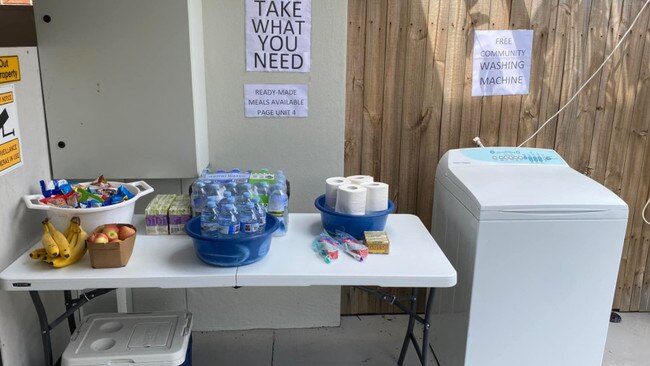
[256,181,270,206]
[226,196,238,216]
[251,196,266,232]
[208,183,223,202]
[217,203,240,236]
[200,200,220,236]
[275,171,289,197]
[239,202,259,234]
[191,181,208,217]
[237,183,257,198]
[225,182,238,197]
[268,183,288,236]
[217,191,232,211]
[236,191,252,213]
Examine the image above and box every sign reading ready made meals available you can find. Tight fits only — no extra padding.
[245,84,308,117]
[0,84,23,177]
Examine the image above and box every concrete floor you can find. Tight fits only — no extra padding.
[191,312,650,366]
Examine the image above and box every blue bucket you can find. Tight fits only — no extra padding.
[185,214,279,267]
[314,194,395,240]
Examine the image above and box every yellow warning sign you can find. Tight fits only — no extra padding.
[0,56,21,84]
[0,84,22,176]
[0,91,13,105]
[0,138,21,172]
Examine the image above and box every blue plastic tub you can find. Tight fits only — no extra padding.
[185,214,279,267]
[314,194,395,240]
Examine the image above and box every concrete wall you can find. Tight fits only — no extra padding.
[72,0,349,330]
[0,47,68,365]
[0,1,347,362]
[129,0,348,330]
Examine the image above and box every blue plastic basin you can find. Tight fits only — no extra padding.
[314,194,395,240]
[185,214,279,267]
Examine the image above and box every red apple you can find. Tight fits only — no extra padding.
[118,225,136,240]
[90,232,109,244]
[102,224,120,241]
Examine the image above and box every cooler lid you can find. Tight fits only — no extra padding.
[436,148,628,220]
[62,311,192,366]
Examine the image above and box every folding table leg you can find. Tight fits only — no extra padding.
[29,289,116,366]
[63,290,77,334]
[29,291,54,366]
[420,288,436,365]
[397,288,418,365]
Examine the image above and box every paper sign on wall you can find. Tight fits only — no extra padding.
[0,84,24,176]
[472,30,533,96]
[245,84,308,117]
[246,0,311,72]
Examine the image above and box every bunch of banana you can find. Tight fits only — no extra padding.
[29,217,88,268]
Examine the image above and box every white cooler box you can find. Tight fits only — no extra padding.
[62,311,193,366]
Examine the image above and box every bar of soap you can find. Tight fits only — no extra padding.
[364,231,390,254]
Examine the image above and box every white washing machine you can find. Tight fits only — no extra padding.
[430,147,628,366]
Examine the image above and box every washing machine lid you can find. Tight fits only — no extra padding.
[436,147,628,220]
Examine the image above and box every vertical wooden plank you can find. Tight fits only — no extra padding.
[376,0,411,315]
[380,0,410,207]
[517,0,553,147]
[362,0,389,314]
[414,0,449,228]
[478,0,513,147]
[361,0,388,179]
[341,0,367,316]
[438,1,467,157]
[588,0,625,184]
[459,0,492,147]
[397,0,430,214]
[497,0,532,147]
[344,0,367,177]
[560,0,613,174]
[623,35,650,308]
[629,83,650,311]
[553,0,589,167]
[534,0,570,149]
[597,1,638,310]
[604,0,650,311]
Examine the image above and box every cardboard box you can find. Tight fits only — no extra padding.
[145,194,176,234]
[87,224,136,268]
[364,231,390,254]
[169,195,191,235]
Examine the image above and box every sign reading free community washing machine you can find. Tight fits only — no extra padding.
[472,30,533,96]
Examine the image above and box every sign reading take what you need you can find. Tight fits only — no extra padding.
[246,0,311,72]
[0,84,23,177]
[472,30,533,96]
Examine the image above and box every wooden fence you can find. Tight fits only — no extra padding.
[342,0,650,314]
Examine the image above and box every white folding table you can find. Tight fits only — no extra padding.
[1,214,456,366]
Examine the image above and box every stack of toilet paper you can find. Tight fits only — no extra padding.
[325,175,389,215]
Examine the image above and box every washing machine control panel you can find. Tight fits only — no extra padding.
[453,147,566,166]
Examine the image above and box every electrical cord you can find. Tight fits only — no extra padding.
[643,195,650,225]
[518,0,650,147]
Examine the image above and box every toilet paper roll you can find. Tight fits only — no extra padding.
[362,182,389,212]
[325,177,351,208]
[346,175,374,185]
[335,184,367,215]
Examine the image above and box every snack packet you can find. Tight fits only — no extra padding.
[312,232,339,263]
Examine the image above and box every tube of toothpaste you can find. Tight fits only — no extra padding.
[333,230,368,262]
[312,233,339,263]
